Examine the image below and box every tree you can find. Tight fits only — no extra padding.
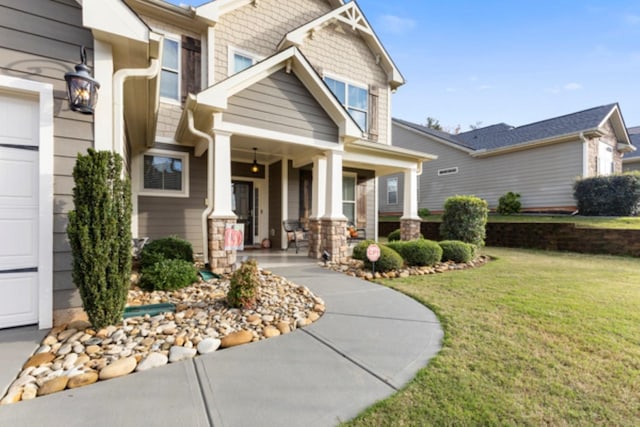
[425,117,443,131]
[469,121,483,130]
[67,149,132,329]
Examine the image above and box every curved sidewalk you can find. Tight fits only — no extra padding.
[0,258,443,427]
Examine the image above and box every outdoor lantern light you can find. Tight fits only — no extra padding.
[64,46,100,114]
[251,147,260,174]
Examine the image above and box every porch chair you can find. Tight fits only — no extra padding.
[283,220,309,254]
[347,222,366,244]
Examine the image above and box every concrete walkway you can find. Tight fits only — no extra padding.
[0,255,442,426]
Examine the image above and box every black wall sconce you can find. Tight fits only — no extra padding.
[64,46,100,114]
[251,147,260,174]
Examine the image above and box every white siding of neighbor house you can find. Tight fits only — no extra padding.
[623,161,640,172]
[0,0,95,311]
[383,124,584,212]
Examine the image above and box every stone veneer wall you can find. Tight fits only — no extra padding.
[208,218,238,273]
[400,219,421,241]
[321,218,348,262]
[379,221,640,258]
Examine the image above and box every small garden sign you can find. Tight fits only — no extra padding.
[366,243,380,274]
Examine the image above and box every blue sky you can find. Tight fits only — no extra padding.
[166,0,640,131]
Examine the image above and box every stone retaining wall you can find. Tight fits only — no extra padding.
[379,221,640,257]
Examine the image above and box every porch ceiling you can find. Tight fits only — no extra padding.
[230,133,326,167]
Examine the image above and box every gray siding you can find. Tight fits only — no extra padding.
[226,70,339,142]
[378,172,404,215]
[385,124,584,212]
[138,144,207,255]
[623,161,640,173]
[268,161,283,248]
[0,0,95,311]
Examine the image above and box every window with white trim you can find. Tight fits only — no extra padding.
[140,149,189,197]
[229,47,260,75]
[438,167,459,176]
[324,76,368,131]
[160,37,180,101]
[342,174,357,224]
[387,177,398,205]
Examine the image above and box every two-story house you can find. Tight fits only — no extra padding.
[0,0,431,328]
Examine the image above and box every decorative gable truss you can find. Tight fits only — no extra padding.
[277,2,405,90]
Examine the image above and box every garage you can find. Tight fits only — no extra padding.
[0,79,53,329]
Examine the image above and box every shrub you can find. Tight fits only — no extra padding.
[139,259,198,292]
[439,240,475,263]
[440,195,489,247]
[387,229,401,241]
[352,240,376,261]
[140,236,194,269]
[497,192,521,215]
[363,245,403,272]
[387,240,442,267]
[418,208,431,218]
[227,259,260,309]
[574,174,640,216]
[67,149,132,329]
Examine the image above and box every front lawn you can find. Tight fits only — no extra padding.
[346,248,640,426]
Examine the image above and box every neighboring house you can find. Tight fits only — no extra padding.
[0,0,431,329]
[380,104,635,214]
[622,126,640,172]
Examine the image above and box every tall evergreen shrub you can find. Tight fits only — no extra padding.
[574,173,640,216]
[440,195,489,247]
[67,149,132,329]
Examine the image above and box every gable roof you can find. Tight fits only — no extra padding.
[392,118,475,151]
[277,1,405,89]
[395,104,634,156]
[196,0,344,24]
[626,127,640,160]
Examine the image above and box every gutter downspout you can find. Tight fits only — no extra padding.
[579,131,589,177]
[187,109,214,264]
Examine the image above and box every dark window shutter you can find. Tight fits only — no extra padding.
[368,85,379,142]
[181,35,201,104]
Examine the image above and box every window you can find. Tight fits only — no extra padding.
[160,37,180,101]
[140,149,189,197]
[342,174,357,224]
[438,167,459,176]
[229,47,260,75]
[387,177,398,205]
[324,76,368,131]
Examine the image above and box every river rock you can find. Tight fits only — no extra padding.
[42,335,58,346]
[85,345,101,355]
[23,352,55,369]
[197,338,221,355]
[67,371,99,389]
[307,312,320,322]
[168,346,197,363]
[0,388,22,405]
[276,322,291,334]
[21,384,38,400]
[220,330,253,348]
[57,343,72,356]
[99,356,137,380]
[63,353,78,370]
[263,326,281,338]
[37,376,68,396]
[136,352,168,372]
[68,320,91,330]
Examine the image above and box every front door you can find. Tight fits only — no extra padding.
[232,181,253,246]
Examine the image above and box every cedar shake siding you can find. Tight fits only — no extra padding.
[0,0,95,311]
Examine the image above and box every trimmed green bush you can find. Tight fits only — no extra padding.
[140,236,194,269]
[418,208,431,218]
[440,195,489,247]
[497,192,522,215]
[387,229,401,241]
[227,259,260,308]
[387,239,442,267]
[574,173,640,216]
[440,240,475,263]
[364,245,403,272]
[352,240,376,261]
[67,149,132,329]
[139,259,199,292]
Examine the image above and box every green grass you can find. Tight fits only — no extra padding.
[379,214,640,230]
[345,248,640,426]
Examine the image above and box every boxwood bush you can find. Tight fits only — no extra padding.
[574,173,640,216]
[139,258,199,292]
[363,245,403,272]
[387,239,442,267]
[440,195,489,247]
[439,240,475,263]
[387,229,401,242]
[140,236,194,269]
[497,191,521,215]
[352,240,376,261]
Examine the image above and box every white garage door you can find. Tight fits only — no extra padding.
[0,92,40,328]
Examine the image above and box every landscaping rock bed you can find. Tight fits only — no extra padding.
[0,268,324,405]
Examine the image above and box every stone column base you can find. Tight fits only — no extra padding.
[308,218,322,259]
[401,218,422,241]
[320,218,348,263]
[208,217,237,274]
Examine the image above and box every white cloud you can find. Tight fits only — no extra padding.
[378,14,416,34]
[563,82,583,91]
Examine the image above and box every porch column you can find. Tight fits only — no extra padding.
[320,150,348,262]
[208,129,237,273]
[309,155,326,258]
[400,167,421,240]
